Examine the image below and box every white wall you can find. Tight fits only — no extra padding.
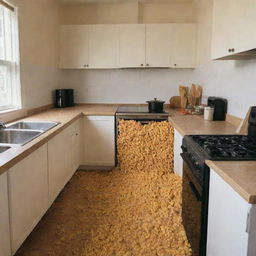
[61,69,194,103]
[193,0,256,118]
[13,0,61,109]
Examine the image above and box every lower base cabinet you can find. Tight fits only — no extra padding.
[0,172,11,256]
[48,119,82,205]
[82,116,115,166]
[8,145,48,254]
[207,170,256,256]
[173,128,183,176]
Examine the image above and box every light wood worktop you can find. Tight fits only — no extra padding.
[206,160,256,204]
[167,108,237,136]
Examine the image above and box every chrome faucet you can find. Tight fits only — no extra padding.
[0,121,6,129]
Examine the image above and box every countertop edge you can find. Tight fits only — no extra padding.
[206,160,255,204]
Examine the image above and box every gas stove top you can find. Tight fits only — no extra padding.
[185,135,256,161]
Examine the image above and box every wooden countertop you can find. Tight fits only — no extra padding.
[167,109,237,136]
[1,104,255,204]
[206,161,256,204]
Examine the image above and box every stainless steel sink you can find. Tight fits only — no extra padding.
[0,146,11,153]
[0,130,42,145]
[7,121,59,132]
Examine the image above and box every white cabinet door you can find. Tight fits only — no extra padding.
[173,128,183,176]
[212,0,256,59]
[0,172,11,256]
[83,116,115,166]
[119,24,146,68]
[89,25,119,69]
[146,24,172,67]
[211,0,234,59]
[48,127,72,205]
[171,24,196,68]
[70,119,83,173]
[8,145,48,254]
[60,25,90,69]
[207,170,249,256]
[231,0,256,54]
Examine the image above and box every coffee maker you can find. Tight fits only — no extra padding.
[55,89,74,108]
[207,97,227,121]
[248,107,256,137]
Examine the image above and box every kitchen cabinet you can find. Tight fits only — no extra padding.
[48,119,82,205]
[207,170,256,256]
[82,116,115,166]
[173,128,183,176]
[89,25,119,69]
[70,118,83,173]
[212,0,256,60]
[171,24,196,68]
[48,125,72,204]
[59,23,196,69]
[146,24,172,68]
[118,24,146,68]
[60,25,90,69]
[8,145,48,254]
[0,172,11,256]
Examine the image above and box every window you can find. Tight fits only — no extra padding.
[0,0,20,112]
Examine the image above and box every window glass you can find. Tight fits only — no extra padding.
[0,2,20,111]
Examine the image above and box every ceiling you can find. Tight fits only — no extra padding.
[59,0,192,4]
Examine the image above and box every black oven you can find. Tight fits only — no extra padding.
[181,153,210,256]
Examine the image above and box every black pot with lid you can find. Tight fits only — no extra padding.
[146,98,165,113]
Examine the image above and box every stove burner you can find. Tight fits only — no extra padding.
[188,135,256,160]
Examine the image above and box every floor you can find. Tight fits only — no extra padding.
[15,120,191,256]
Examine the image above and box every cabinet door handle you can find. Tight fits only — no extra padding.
[140,64,144,66]
[174,64,177,67]
[146,63,149,66]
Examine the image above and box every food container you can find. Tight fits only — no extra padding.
[146,98,165,113]
[195,105,205,115]
[204,107,214,121]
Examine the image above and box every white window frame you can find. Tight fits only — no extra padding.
[0,0,21,113]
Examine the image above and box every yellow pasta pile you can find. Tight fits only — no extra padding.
[82,120,191,256]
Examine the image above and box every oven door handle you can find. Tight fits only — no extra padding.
[189,181,202,201]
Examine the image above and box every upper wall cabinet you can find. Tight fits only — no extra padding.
[60,24,196,69]
[171,24,196,68]
[60,25,90,69]
[119,24,146,68]
[146,24,173,68]
[89,25,119,69]
[212,0,256,60]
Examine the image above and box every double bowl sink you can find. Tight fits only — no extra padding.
[0,121,59,153]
